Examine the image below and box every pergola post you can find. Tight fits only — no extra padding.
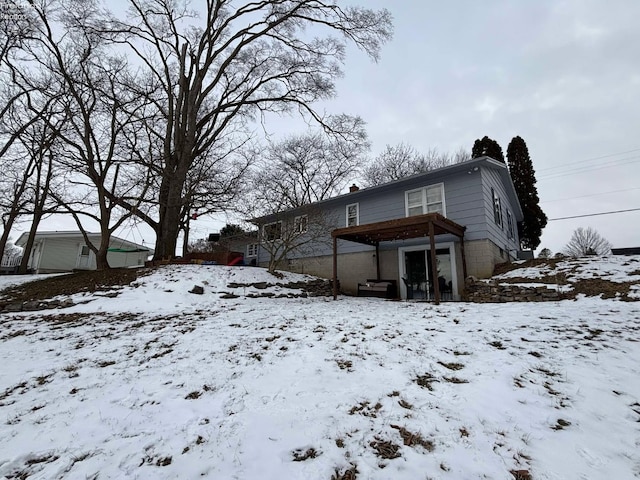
[428,221,440,305]
[332,236,338,300]
[375,242,380,279]
[460,235,468,281]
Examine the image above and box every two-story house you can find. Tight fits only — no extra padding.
[250,156,523,301]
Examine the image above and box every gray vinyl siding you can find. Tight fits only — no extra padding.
[480,167,520,256]
[263,167,490,260]
[255,158,523,266]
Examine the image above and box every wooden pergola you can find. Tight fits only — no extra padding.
[331,213,467,304]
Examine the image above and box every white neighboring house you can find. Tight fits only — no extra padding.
[15,231,153,273]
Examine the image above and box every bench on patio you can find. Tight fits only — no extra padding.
[357,279,398,299]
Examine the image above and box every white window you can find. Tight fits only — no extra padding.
[294,215,308,234]
[491,188,503,227]
[263,221,282,241]
[247,243,258,257]
[346,203,359,227]
[80,245,90,256]
[506,210,515,240]
[405,183,445,217]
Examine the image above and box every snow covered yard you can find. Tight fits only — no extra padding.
[1,265,639,479]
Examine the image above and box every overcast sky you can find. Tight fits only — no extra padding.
[23,0,640,255]
[317,0,640,254]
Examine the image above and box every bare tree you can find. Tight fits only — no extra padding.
[99,0,392,260]
[12,1,152,270]
[16,110,65,274]
[250,125,368,212]
[563,227,612,257]
[537,247,552,259]
[243,127,366,272]
[362,143,470,186]
[0,88,60,263]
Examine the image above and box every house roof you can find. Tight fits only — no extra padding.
[252,156,524,223]
[14,231,153,253]
[611,247,640,255]
[332,213,466,245]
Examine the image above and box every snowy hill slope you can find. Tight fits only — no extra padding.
[0,261,639,479]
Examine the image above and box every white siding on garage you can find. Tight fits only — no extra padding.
[37,237,83,272]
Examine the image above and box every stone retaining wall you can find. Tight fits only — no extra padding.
[464,277,565,303]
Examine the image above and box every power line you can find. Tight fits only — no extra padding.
[537,147,640,172]
[538,155,640,181]
[548,207,640,221]
[541,187,640,204]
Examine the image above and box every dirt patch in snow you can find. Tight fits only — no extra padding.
[0,268,147,308]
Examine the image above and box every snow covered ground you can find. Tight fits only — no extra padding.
[1,263,639,479]
[494,255,640,284]
[0,273,67,292]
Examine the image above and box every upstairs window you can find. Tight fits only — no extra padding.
[247,243,258,257]
[264,221,282,241]
[294,215,308,234]
[405,183,445,217]
[491,188,503,227]
[346,203,359,227]
[506,210,515,240]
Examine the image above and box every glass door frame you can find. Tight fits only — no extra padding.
[397,242,458,301]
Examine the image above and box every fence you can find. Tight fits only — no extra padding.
[0,254,22,274]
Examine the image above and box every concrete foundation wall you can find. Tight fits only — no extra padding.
[262,239,509,297]
[463,239,510,278]
[262,250,398,296]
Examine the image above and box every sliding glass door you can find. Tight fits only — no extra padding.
[399,245,456,300]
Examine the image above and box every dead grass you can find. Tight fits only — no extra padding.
[510,469,532,480]
[96,360,116,368]
[336,359,353,370]
[292,447,319,462]
[331,464,358,480]
[438,361,465,371]
[493,258,564,276]
[415,373,438,391]
[453,350,471,356]
[185,391,201,400]
[443,376,469,384]
[348,401,382,418]
[551,418,571,430]
[390,424,434,451]
[0,268,147,307]
[369,437,401,459]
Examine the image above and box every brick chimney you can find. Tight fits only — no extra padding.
[349,184,359,193]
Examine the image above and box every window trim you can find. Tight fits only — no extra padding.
[404,182,446,217]
[491,188,503,227]
[263,221,282,241]
[247,243,258,257]
[506,210,515,240]
[346,203,359,227]
[294,214,308,234]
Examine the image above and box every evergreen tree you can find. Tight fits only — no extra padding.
[471,136,504,162]
[506,136,547,250]
[220,224,246,238]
